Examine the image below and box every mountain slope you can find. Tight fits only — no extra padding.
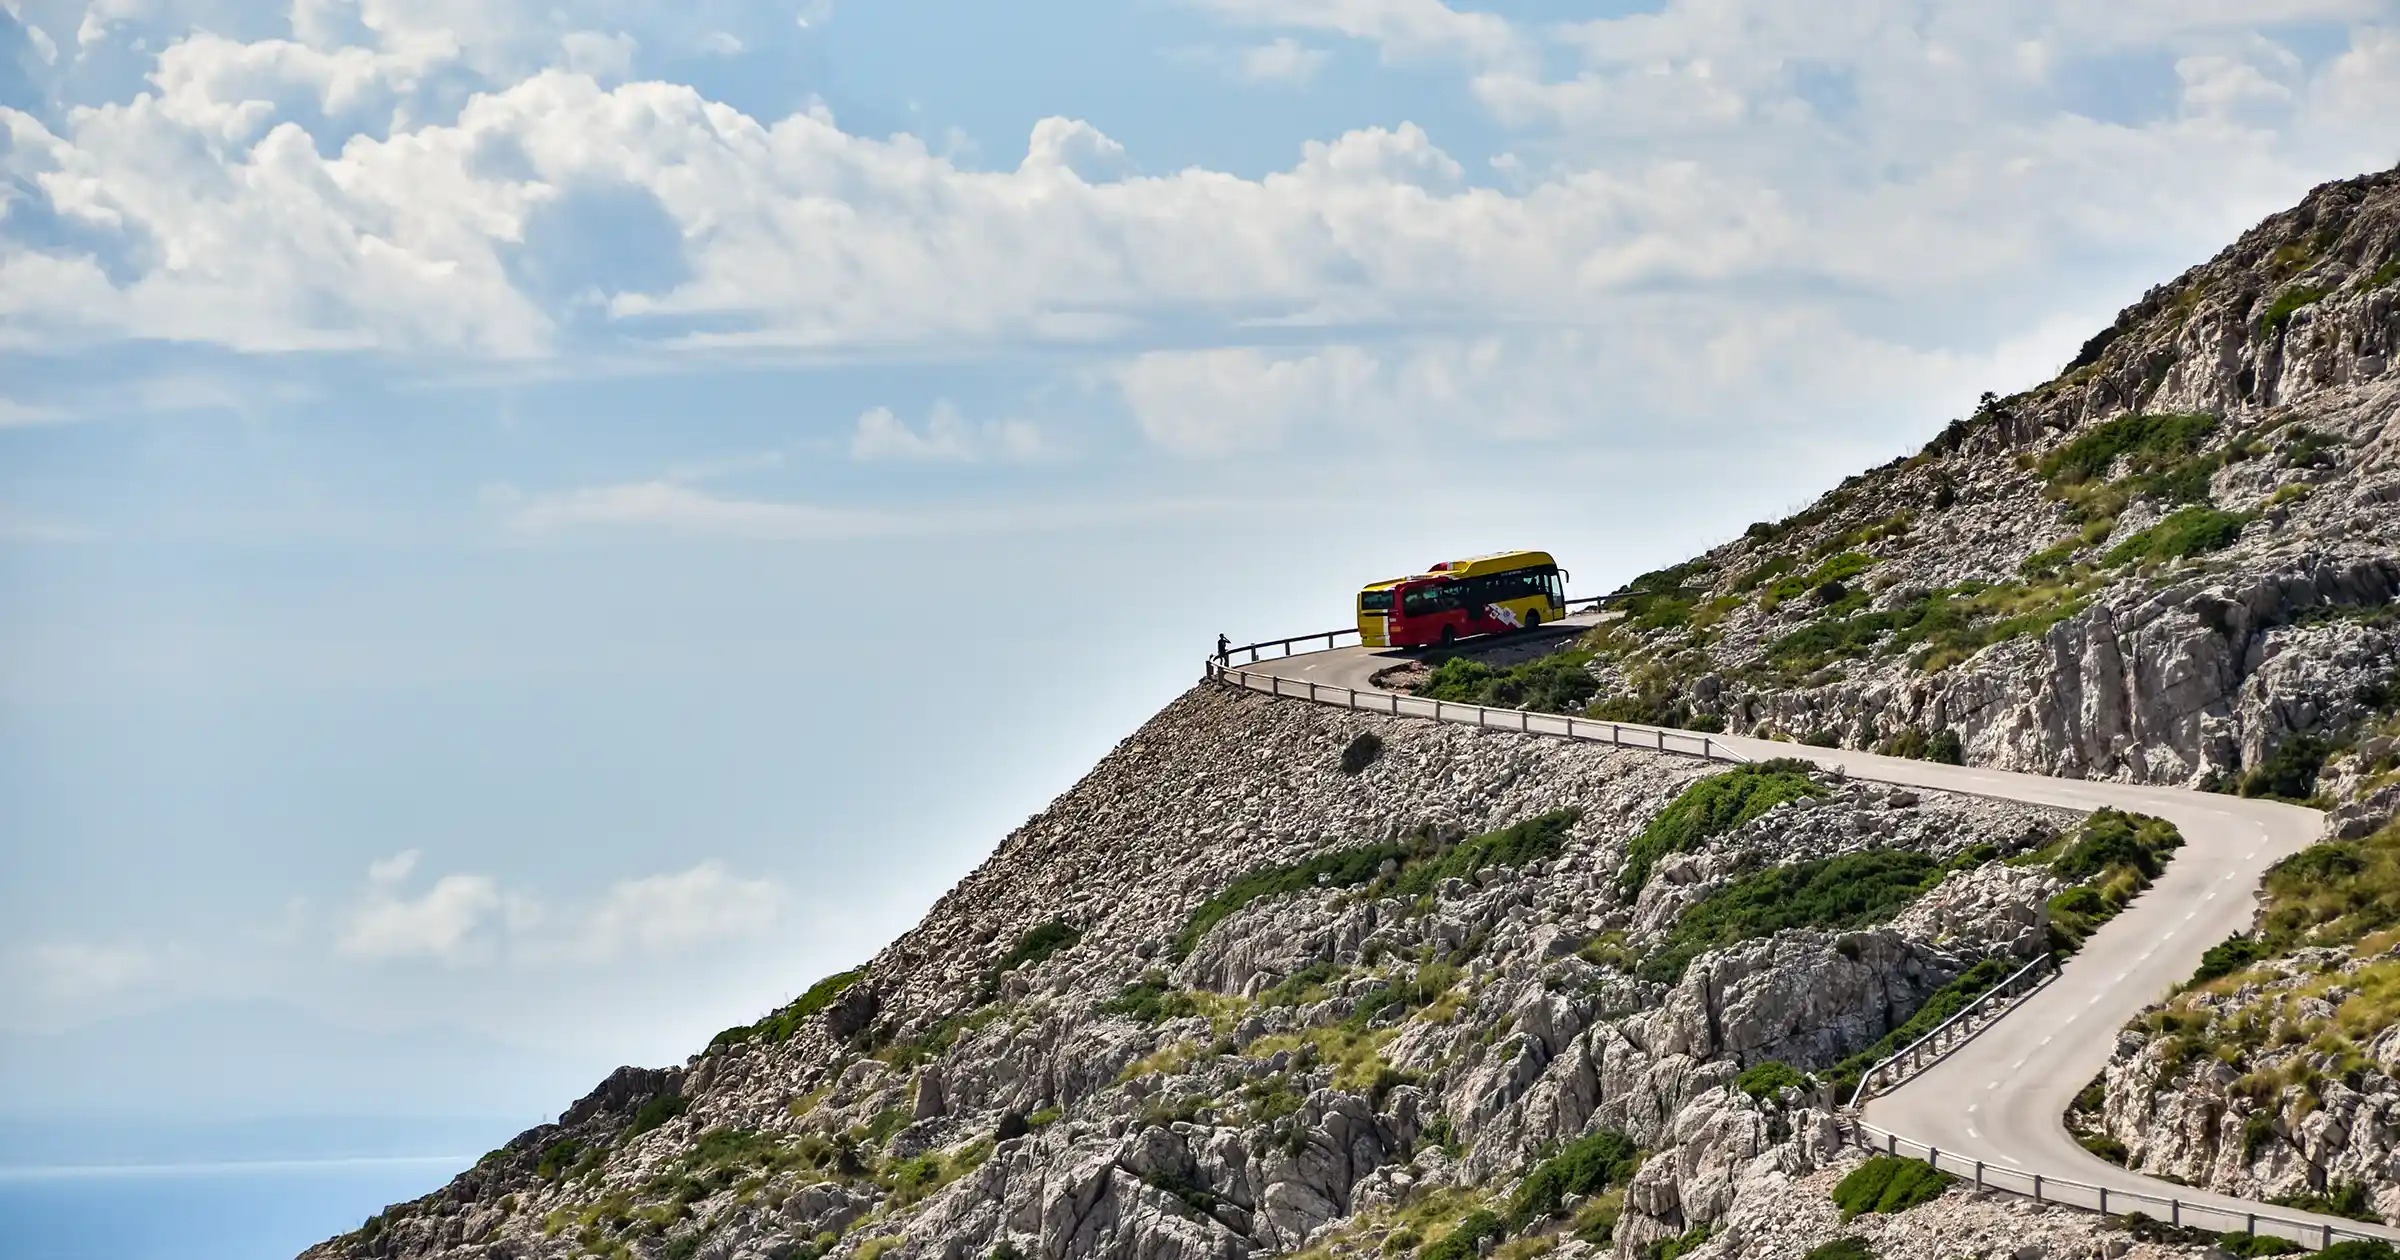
[301,171,2400,1260]
[1580,167,2400,791]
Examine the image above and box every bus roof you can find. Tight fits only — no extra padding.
[1359,576,1414,592]
[1424,550,1555,579]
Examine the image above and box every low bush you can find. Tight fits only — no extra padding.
[2216,1233,2305,1257]
[2044,811,2184,954]
[1832,1157,1954,1220]
[1175,813,1581,960]
[2257,822,2400,952]
[1641,849,1941,984]
[2308,1241,2397,1260]
[2051,809,2183,882]
[1825,958,2010,1093]
[2105,507,2248,568]
[1803,1240,1875,1260]
[1419,650,1600,714]
[2260,285,2331,338]
[710,966,866,1050]
[981,920,1082,997]
[1100,977,1200,1025]
[1620,760,1827,894]
[2041,413,2219,486]
[1736,1060,1811,1100]
[627,1091,688,1138]
[2192,934,2268,985]
[2079,1133,2129,1164]
[1646,1226,1712,1260]
[1506,1129,1640,1229]
[2271,1179,2382,1224]
[1420,1209,1505,1260]
[2239,735,2333,801]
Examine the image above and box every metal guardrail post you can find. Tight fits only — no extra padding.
[1974,1160,1983,1189]
[2032,1174,2041,1201]
[2097,1187,2106,1214]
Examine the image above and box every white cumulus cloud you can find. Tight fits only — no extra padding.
[850,402,1043,462]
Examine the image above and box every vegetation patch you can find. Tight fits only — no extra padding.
[1640,849,1942,984]
[710,966,866,1050]
[2044,809,2185,954]
[1803,1240,1876,1260]
[2234,734,2333,802]
[1878,726,1964,765]
[627,1091,688,1138]
[1100,974,1202,1025]
[1173,811,1577,961]
[1824,958,2011,1094]
[1736,1060,1812,1100]
[2271,1180,2381,1224]
[2217,1233,2306,1257]
[1418,650,1599,714]
[1505,1129,1640,1231]
[1832,1156,1954,1220]
[1645,1225,1712,1260]
[1420,1209,1506,1260]
[1766,579,2093,677]
[1620,760,1826,895]
[2104,507,2248,568]
[2260,285,2332,338]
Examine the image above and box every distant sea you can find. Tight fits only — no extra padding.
[0,1115,531,1260]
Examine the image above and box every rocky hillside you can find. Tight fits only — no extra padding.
[306,171,2400,1260]
[305,685,2229,1260]
[1570,167,2400,800]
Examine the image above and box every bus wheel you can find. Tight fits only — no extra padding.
[1439,626,1458,646]
[1524,610,1541,632]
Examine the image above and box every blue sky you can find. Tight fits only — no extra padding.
[2,0,2398,1138]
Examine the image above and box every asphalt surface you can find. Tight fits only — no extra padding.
[1230,625,2392,1246]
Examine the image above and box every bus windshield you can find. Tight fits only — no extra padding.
[1360,590,1393,613]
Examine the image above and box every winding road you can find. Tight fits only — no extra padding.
[1223,617,2395,1249]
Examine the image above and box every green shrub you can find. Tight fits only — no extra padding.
[2193,934,2267,985]
[1647,1225,1712,1260]
[1174,812,1580,960]
[627,1092,688,1137]
[1620,761,1826,894]
[1420,650,1599,713]
[1506,1129,1640,1229]
[2258,824,2400,952]
[2044,811,2184,953]
[1101,978,1200,1025]
[2239,735,2333,801]
[1767,552,1876,604]
[2242,1111,2280,1161]
[711,966,866,1050]
[2105,507,2247,568]
[1832,1157,1954,1220]
[1339,732,1384,775]
[2308,1241,2396,1260]
[2079,1133,2129,1164]
[1825,958,2010,1093]
[2217,1233,2304,1257]
[1925,729,1965,765]
[2260,285,2331,337]
[2272,1180,2382,1223]
[1419,1209,1504,1260]
[1737,1060,1811,1100]
[2040,414,2218,486]
[2052,810,2183,882]
[1641,849,1941,983]
[1803,1240,1875,1260]
[1390,810,1581,898]
[2369,260,2400,291]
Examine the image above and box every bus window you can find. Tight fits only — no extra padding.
[1361,590,1393,613]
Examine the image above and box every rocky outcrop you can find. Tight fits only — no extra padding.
[2089,946,2400,1226]
[1581,170,2400,791]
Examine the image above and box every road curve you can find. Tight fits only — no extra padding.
[1229,628,2394,1246]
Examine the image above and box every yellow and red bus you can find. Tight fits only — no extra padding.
[1357,551,1567,648]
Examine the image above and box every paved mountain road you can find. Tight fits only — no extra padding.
[1232,631,2394,1245]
